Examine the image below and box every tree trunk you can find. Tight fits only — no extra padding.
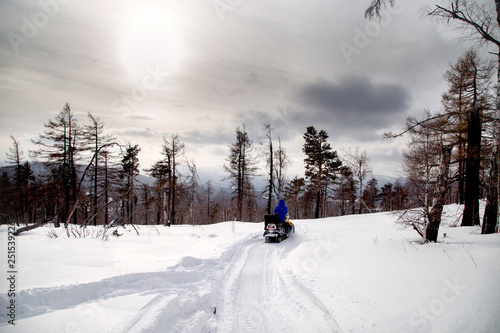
[483,145,499,233]
[482,49,500,233]
[14,218,50,236]
[461,101,482,226]
[267,139,273,215]
[425,145,452,243]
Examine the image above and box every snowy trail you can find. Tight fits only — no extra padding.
[1,231,340,333]
[215,237,341,333]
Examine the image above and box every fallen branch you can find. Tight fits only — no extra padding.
[14,218,51,236]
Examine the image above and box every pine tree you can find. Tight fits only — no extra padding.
[120,143,140,224]
[6,136,28,223]
[303,126,343,218]
[145,159,171,225]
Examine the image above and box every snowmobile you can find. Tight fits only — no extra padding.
[263,214,295,243]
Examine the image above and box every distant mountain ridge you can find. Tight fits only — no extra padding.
[372,174,405,189]
[0,163,405,191]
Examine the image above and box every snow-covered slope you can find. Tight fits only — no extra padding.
[1,205,499,332]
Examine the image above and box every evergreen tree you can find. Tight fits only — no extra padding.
[362,177,378,212]
[336,166,355,216]
[145,159,171,225]
[5,136,32,223]
[303,126,343,218]
[120,143,140,224]
[380,182,394,212]
[0,172,14,224]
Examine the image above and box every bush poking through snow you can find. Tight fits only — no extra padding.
[45,225,112,240]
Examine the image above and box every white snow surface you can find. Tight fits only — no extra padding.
[1,204,499,332]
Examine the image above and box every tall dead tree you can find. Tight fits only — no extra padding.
[32,103,82,226]
[273,137,290,201]
[425,145,453,242]
[84,113,116,225]
[163,135,185,224]
[261,124,274,214]
[224,125,258,221]
[343,148,372,214]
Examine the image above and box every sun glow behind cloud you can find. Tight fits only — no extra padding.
[119,3,185,82]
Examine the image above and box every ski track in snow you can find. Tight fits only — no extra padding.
[1,255,219,332]
[1,232,342,332]
[215,236,341,333]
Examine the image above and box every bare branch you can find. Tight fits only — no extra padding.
[365,0,396,20]
[427,1,500,49]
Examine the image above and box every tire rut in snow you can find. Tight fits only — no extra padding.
[215,239,341,333]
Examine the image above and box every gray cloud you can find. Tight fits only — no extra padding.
[295,75,410,138]
[182,128,234,145]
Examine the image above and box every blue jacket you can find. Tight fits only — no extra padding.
[273,199,288,222]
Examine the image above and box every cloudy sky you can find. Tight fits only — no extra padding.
[0,0,495,181]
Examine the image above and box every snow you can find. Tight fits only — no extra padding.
[1,205,499,332]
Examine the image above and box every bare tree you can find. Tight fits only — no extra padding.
[224,125,258,221]
[261,124,274,214]
[274,137,290,201]
[366,0,500,233]
[32,103,83,226]
[84,113,117,225]
[425,145,454,242]
[427,1,500,232]
[163,135,185,224]
[284,176,305,219]
[343,148,372,214]
[388,110,455,240]
[365,0,397,19]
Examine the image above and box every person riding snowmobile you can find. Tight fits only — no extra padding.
[273,199,293,233]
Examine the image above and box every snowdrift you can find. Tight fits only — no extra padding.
[1,205,499,332]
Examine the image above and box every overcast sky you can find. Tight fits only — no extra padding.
[0,0,495,181]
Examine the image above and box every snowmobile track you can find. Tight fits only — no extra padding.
[216,238,342,332]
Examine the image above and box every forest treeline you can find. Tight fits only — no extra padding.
[0,106,407,227]
[0,47,499,239]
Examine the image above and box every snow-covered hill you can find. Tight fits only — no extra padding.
[1,205,499,332]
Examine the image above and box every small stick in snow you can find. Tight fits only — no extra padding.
[466,249,478,267]
[443,249,452,260]
[406,238,418,251]
[402,239,407,253]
